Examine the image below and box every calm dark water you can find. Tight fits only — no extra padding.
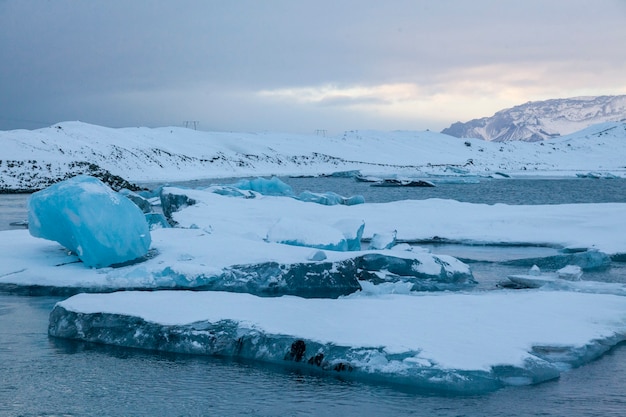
[1,177,626,416]
[173,176,626,205]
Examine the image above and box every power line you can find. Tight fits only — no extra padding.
[183,121,199,130]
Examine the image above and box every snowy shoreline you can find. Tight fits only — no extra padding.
[2,121,626,192]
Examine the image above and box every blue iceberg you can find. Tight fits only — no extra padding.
[231,176,295,196]
[225,177,364,206]
[28,175,151,268]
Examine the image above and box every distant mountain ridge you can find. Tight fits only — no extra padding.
[441,95,626,142]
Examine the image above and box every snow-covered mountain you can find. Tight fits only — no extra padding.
[441,95,626,142]
[1,121,626,192]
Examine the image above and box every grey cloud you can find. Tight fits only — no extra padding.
[1,0,625,131]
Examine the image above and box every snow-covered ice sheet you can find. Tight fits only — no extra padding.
[3,181,625,294]
[166,187,626,256]
[49,289,626,393]
[0,228,473,296]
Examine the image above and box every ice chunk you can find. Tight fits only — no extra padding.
[324,170,361,178]
[371,178,435,187]
[215,259,360,298]
[390,243,413,252]
[368,230,397,250]
[226,177,364,205]
[333,219,365,251]
[28,175,151,268]
[307,250,327,261]
[49,290,626,393]
[137,257,361,298]
[118,188,153,213]
[503,250,611,271]
[160,188,196,225]
[343,195,366,205]
[557,265,583,281]
[356,252,475,291]
[266,217,349,251]
[231,176,295,196]
[208,185,257,199]
[145,213,170,230]
[297,190,365,206]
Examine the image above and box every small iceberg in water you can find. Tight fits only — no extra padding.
[507,265,583,289]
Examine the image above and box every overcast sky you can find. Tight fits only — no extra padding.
[1,0,625,134]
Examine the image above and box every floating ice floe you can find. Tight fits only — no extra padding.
[296,190,365,206]
[502,249,611,271]
[28,175,151,268]
[159,185,626,256]
[1,176,476,295]
[507,265,577,288]
[226,176,364,206]
[48,289,626,393]
[371,178,435,187]
[0,227,474,296]
[230,176,295,196]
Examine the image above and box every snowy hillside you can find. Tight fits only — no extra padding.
[442,95,626,142]
[2,120,626,191]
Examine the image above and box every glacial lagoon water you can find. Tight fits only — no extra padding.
[1,177,626,416]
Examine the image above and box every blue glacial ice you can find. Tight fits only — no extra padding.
[228,177,364,205]
[28,175,151,268]
[231,176,295,196]
[144,212,171,230]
